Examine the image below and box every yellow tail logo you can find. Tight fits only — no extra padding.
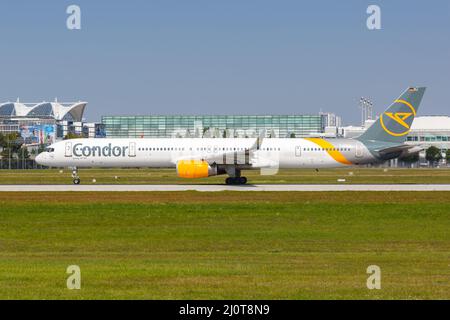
[384,112,413,129]
[380,100,416,137]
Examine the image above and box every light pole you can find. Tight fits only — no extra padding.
[359,97,373,126]
[7,135,11,170]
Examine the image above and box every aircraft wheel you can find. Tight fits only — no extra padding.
[225,177,247,185]
[73,178,81,185]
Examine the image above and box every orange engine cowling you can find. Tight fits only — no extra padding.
[177,160,216,179]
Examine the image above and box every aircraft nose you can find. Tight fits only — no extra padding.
[35,153,45,165]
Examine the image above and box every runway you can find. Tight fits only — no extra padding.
[1,184,450,192]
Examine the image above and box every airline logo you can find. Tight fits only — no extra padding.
[73,143,129,157]
[384,112,412,129]
[380,99,416,137]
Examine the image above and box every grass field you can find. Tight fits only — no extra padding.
[1,167,450,184]
[0,191,449,299]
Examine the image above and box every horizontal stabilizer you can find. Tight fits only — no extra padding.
[377,145,423,155]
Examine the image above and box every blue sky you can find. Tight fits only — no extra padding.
[1,0,449,124]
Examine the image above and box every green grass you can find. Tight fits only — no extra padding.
[1,167,450,184]
[0,192,449,299]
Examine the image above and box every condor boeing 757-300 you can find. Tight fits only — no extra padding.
[36,87,426,185]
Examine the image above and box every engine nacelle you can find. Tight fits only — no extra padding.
[177,160,217,179]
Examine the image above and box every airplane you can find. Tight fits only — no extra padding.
[35,87,426,185]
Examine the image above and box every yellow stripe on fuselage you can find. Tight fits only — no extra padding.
[304,138,353,165]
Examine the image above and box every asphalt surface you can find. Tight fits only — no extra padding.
[1,184,450,192]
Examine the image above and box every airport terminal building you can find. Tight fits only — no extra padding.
[0,101,105,145]
[101,114,340,139]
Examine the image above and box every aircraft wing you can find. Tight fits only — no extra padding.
[172,130,266,165]
[174,146,256,165]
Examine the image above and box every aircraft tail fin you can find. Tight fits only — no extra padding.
[357,87,426,144]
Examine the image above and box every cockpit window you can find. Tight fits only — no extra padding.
[45,148,55,153]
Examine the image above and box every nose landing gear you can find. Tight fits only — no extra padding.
[71,167,81,185]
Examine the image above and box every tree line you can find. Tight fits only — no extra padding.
[400,146,450,166]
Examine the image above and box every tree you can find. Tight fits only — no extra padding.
[64,132,82,140]
[0,133,22,157]
[446,149,450,163]
[425,146,442,166]
[0,133,6,148]
[18,147,30,159]
[38,144,46,154]
[0,132,22,169]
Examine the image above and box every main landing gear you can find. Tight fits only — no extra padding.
[72,167,81,185]
[224,167,248,185]
[225,176,248,185]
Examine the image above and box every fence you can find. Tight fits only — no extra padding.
[0,159,47,170]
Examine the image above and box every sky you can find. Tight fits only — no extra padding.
[0,0,449,124]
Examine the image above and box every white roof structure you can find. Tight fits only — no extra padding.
[340,116,450,140]
[0,101,87,121]
[410,116,450,131]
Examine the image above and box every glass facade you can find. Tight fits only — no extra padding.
[27,103,54,117]
[0,103,15,116]
[407,135,450,142]
[102,115,326,138]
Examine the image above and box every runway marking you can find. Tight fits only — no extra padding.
[1,185,450,192]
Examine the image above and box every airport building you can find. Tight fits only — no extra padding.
[101,114,340,139]
[0,100,105,145]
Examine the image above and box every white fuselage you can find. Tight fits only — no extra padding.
[36,137,376,169]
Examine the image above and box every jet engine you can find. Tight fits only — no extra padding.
[177,160,217,178]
